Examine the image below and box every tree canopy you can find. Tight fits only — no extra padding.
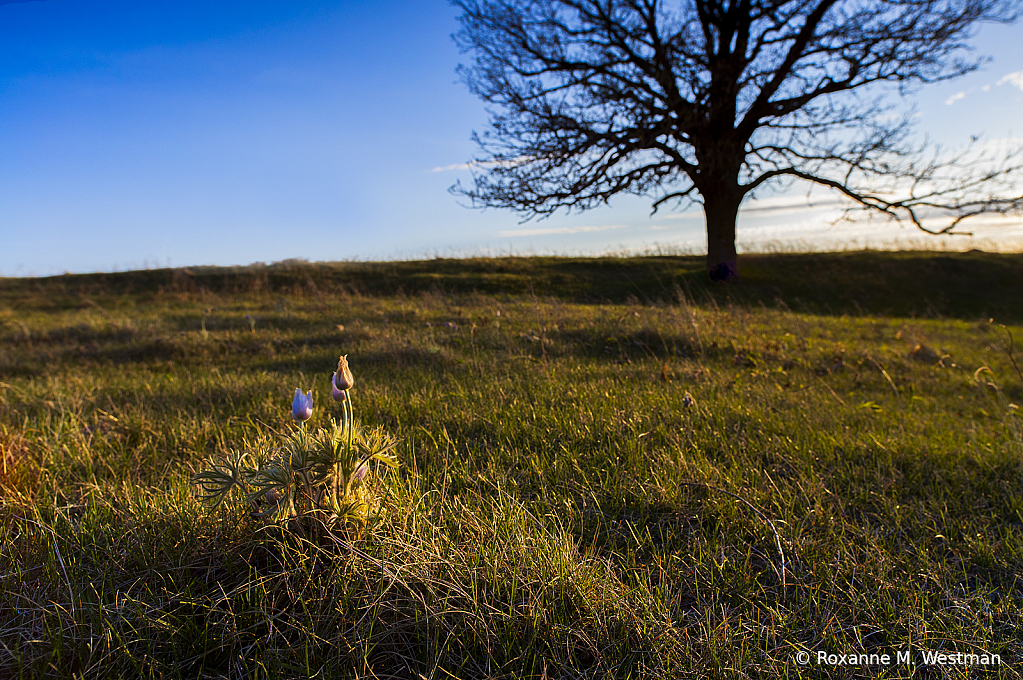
[452,0,1023,279]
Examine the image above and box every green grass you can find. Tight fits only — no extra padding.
[1,251,1021,678]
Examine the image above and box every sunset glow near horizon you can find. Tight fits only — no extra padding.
[1,0,1022,277]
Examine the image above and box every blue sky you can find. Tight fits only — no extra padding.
[1,0,1021,277]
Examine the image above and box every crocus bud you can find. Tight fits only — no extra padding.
[333,354,354,391]
[331,374,349,402]
[353,463,368,481]
[292,388,314,421]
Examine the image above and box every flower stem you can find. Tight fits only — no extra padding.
[344,391,355,498]
[334,392,355,509]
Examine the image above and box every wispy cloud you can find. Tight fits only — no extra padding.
[940,71,1023,106]
[997,71,1023,91]
[431,156,533,173]
[651,195,846,221]
[741,195,847,213]
[735,208,1023,251]
[652,210,703,220]
[499,224,627,237]
[431,162,473,172]
[916,213,1023,233]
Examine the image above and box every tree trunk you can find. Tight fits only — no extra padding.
[704,190,742,282]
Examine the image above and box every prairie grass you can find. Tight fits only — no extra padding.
[1,251,1021,678]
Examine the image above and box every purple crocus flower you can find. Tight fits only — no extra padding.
[331,374,348,402]
[292,388,314,421]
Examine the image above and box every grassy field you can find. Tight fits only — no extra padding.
[1,250,1022,679]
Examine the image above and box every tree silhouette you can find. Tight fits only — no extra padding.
[452,0,1023,280]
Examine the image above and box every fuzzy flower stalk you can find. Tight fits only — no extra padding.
[192,353,398,535]
[331,354,355,504]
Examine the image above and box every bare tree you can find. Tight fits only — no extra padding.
[451,0,1023,280]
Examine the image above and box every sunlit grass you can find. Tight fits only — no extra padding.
[1,252,1021,678]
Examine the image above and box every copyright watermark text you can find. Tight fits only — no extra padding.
[795,649,1003,667]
